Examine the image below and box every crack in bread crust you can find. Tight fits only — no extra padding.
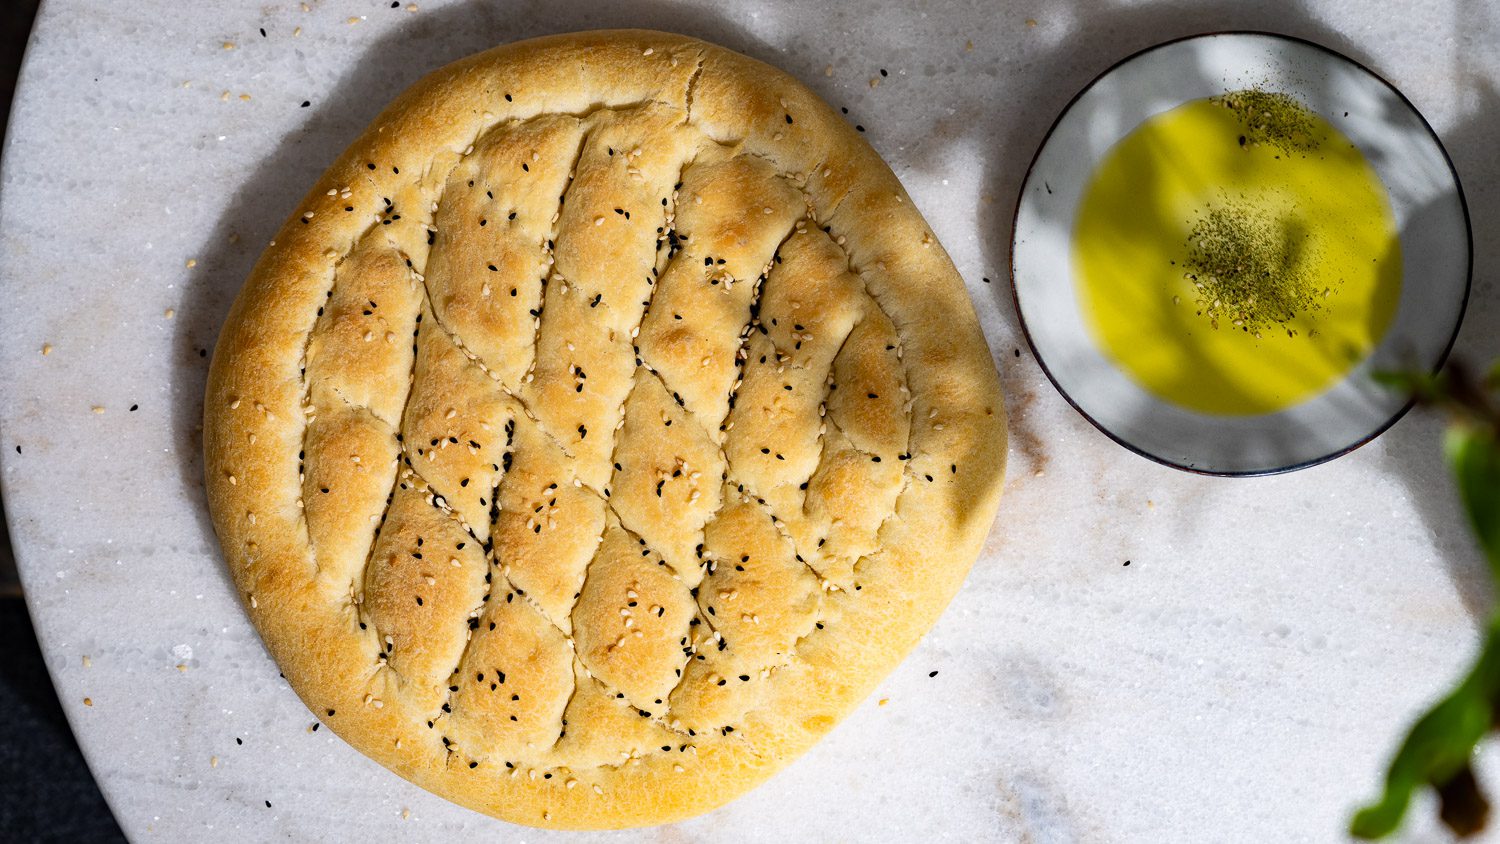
[204,30,1006,831]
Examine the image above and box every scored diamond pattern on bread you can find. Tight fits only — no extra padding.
[204,30,1006,830]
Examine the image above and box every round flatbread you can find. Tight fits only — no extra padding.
[204,30,1006,830]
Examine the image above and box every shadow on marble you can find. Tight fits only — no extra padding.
[1373,73,1500,627]
[1386,0,1500,624]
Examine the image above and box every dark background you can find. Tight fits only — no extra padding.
[0,1,125,840]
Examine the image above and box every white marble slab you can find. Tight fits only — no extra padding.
[2,0,1498,841]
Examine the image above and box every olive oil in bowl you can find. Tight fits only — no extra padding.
[1072,90,1402,416]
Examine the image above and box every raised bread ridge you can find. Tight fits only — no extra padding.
[204,29,1006,830]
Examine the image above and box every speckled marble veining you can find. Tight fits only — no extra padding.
[2,1,1499,841]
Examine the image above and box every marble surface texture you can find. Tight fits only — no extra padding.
[2,0,1499,841]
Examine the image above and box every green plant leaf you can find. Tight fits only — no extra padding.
[1352,423,1500,838]
[1448,425,1500,578]
[1372,370,1423,390]
[1350,623,1500,837]
[1373,368,1442,398]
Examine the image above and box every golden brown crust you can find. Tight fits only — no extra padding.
[203,30,1006,830]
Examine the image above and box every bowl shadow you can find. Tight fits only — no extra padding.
[978,0,1499,622]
